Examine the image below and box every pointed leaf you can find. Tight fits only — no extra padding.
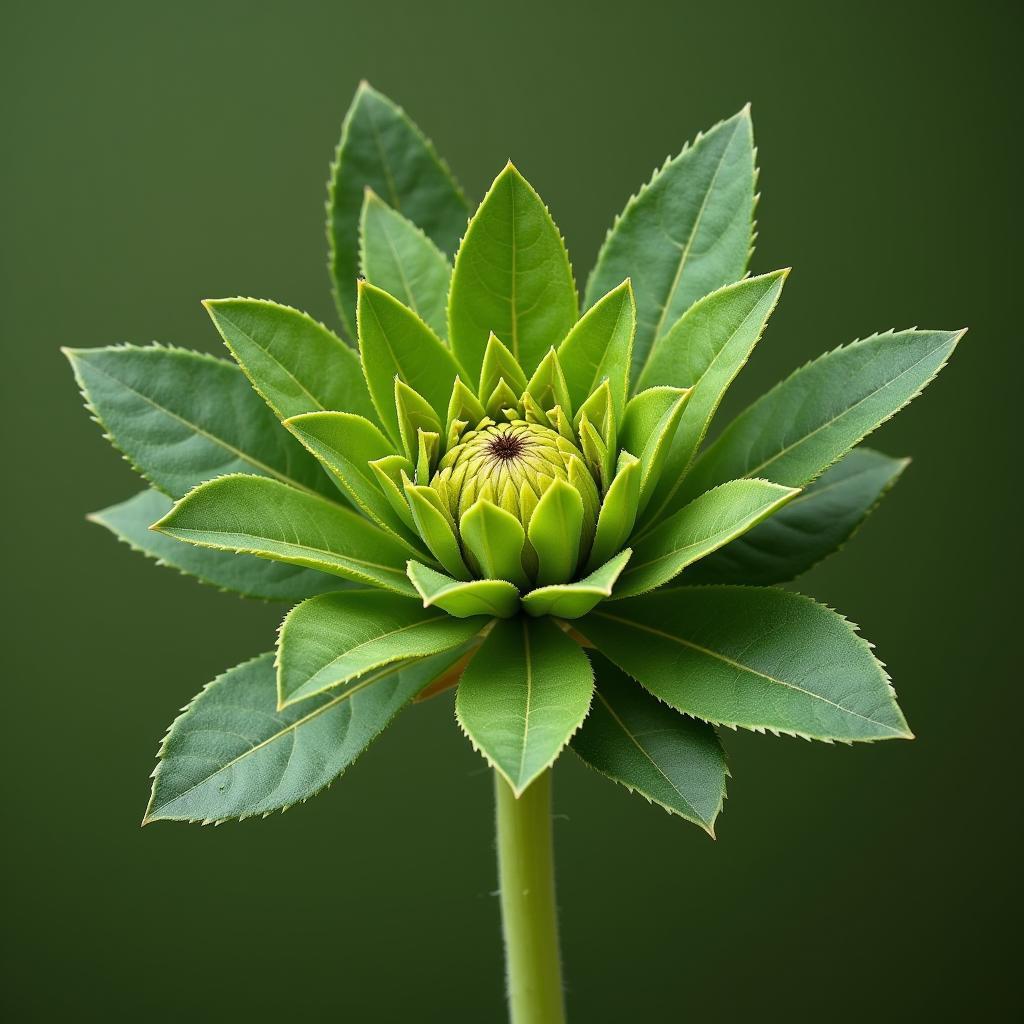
[614,479,798,598]
[203,298,378,425]
[407,561,520,618]
[64,345,332,499]
[479,332,529,398]
[456,617,594,794]
[685,448,909,585]
[681,328,964,500]
[620,386,691,514]
[153,474,416,595]
[585,109,756,384]
[145,649,463,823]
[357,282,463,445]
[460,500,529,589]
[557,280,635,418]
[403,479,469,579]
[449,163,577,380]
[638,271,788,525]
[328,82,469,340]
[527,478,584,586]
[283,411,425,548]
[89,489,340,601]
[277,590,484,707]
[571,653,726,833]
[582,587,912,742]
[522,550,631,619]
[359,189,451,338]
[586,452,641,571]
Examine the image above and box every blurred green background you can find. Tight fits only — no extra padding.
[3,0,1018,1019]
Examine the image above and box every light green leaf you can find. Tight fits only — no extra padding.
[144,649,463,823]
[571,653,726,833]
[328,82,469,341]
[680,328,964,500]
[685,448,909,585]
[460,500,529,590]
[154,474,416,595]
[403,479,469,580]
[586,452,641,571]
[283,411,424,549]
[357,282,464,446]
[582,587,912,741]
[89,489,340,602]
[619,386,691,514]
[359,189,451,339]
[203,298,378,425]
[449,163,577,380]
[407,561,520,618]
[585,109,756,385]
[528,478,584,587]
[638,271,789,526]
[614,479,798,598]
[277,590,485,707]
[557,279,635,418]
[522,550,631,619]
[64,345,332,499]
[456,617,594,794]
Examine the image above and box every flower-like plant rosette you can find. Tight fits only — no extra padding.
[66,81,961,1024]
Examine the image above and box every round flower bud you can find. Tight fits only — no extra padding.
[430,419,600,578]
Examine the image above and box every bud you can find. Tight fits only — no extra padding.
[430,418,600,583]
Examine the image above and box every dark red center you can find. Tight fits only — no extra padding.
[487,433,525,462]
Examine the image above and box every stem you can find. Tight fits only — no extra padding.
[494,769,566,1024]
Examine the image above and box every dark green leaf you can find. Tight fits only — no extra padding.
[328,82,468,340]
[64,344,332,499]
[685,448,909,585]
[571,653,726,833]
[144,650,462,823]
[89,489,340,601]
[582,587,912,741]
[680,329,963,500]
[585,109,756,385]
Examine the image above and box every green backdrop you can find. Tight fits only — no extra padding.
[4,1,1017,1019]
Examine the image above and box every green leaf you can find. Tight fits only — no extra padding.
[582,587,912,741]
[571,653,726,833]
[154,474,416,595]
[614,479,798,598]
[449,163,577,380]
[328,82,469,341]
[460,499,529,589]
[638,271,789,526]
[557,280,635,419]
[586,452,641,571]
[64,344,332,499]
[619,386,691,514]
[277,590,484,707]
[585,109,756,385]
[283,411,424,548]
[403,479,470,580]
[522,550,631,619]
[680,328,964,500]
[456,617,594,794]
[203,298,378,425]
[527,478,584,586]
[685,448,909,585]
[144,649,462,823]
[407,561,520,618]
[89,489,340,601]
[478,331,529,399]
[359,189,451,339]
[357,282,464,446]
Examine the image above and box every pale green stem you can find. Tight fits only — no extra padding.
[494,769,566,1024]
